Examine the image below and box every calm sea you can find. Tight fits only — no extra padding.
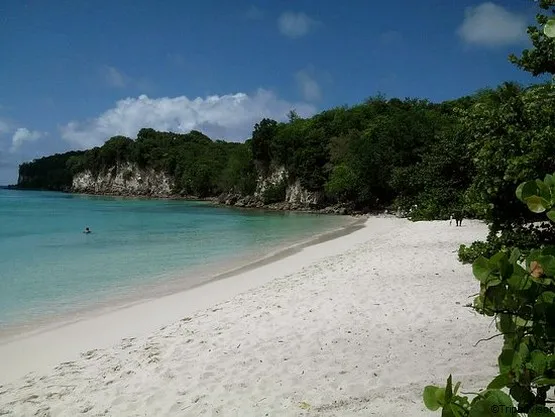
[0,189,351,330]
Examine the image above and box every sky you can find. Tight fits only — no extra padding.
[0,0,546,184]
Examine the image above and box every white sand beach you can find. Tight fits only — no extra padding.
[0,216,500,416]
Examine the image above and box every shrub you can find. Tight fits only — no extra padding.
[262,179,287,204]
[458,241,494,264]
[458,223,555,264]
[424,173,555,415]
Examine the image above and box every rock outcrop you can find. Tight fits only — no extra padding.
[71,163,357,214]
[72,163,174,197]
[216,166,354,214]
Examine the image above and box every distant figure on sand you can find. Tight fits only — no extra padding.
[449,214,453,226]
[454,210,464,227]
[83,227,91,234]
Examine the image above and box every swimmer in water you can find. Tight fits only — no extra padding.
[83,227,91,234]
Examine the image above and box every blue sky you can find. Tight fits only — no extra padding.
[0,0,544,183]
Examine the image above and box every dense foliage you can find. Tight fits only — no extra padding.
[17,151,85,191]
[64,128,252,197]
[458,83,555,263]
[17,95,481,215]
[14,6,555,223]
[458,0,555,263]
[18,82,552,218]
[425,3,555,416]
[509,0,555,77]
[425,175,555,416]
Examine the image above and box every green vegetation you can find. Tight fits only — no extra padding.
[18,151,85,191]
[425,2,555,416]
[13,6,554,221]
[14,1,555,414]
[19,81,552,218]
[64,128,250,197]
[261,178,287,204]
[17,94,482,213]
[425,175,555,416]
[19,80,553,217]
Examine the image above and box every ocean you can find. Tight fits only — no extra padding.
[0,189,351,331]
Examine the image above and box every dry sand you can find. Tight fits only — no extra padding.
[0,216,500,416]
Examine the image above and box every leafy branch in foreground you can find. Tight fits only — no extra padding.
[423,174,555,416]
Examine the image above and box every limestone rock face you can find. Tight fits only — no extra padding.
[72,163,174,197]
[71,163,356,214]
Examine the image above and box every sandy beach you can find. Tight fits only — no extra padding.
[0,216,500,416]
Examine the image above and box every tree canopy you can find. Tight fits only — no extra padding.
[17,82,553,220]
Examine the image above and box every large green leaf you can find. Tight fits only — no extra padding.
[487,373,512,389]
[525,195,550,213]
[517,339,531,360]
[473,256,494,283]
[538,255,555,276]
[544,18,555,38]
[469,390,516,416]
[516,181,527,201]
[536,179,552,203]
[423,386,445,411]
[528,350,547,375]
[547,210,555,223]
[538,291,555,304]
[499,349,515,374]
[513,316,533,328]
[497,314,516,333]
[507,264,532,290]
[509,384,535,407]
[518,180,539,201]
[442,404,457,417]
[509,248,521,264]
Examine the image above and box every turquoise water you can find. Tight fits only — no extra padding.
[0,189,349,330]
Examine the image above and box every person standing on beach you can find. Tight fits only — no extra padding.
[454,210,464,227]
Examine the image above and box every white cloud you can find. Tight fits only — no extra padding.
[10,128,43,152]
[457,2,528,47]
[277,12,317,38]
[295,69,322,102]
[103,66,128,88]
[60,89,316,148]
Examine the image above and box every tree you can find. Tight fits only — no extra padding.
[17,151,85,191]
[251,118,278,171]
[325,164,358,202]
[426,5,555,416]
[425,174,555,416]
[219,141,257,195]
[509,0,555,76]
[287,109,300,122]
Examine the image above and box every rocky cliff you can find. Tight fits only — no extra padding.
[71,163,353,214]
[72,163,174,197]
[216,166,352,214]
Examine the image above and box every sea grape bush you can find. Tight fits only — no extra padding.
[423,174,555,416]
[424,9,555,415]
[458,224,554,265]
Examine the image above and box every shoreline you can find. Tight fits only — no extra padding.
[0,215,368,383]
[0,215,364,343]
[0,217,501,416]
[4,187,374,216]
